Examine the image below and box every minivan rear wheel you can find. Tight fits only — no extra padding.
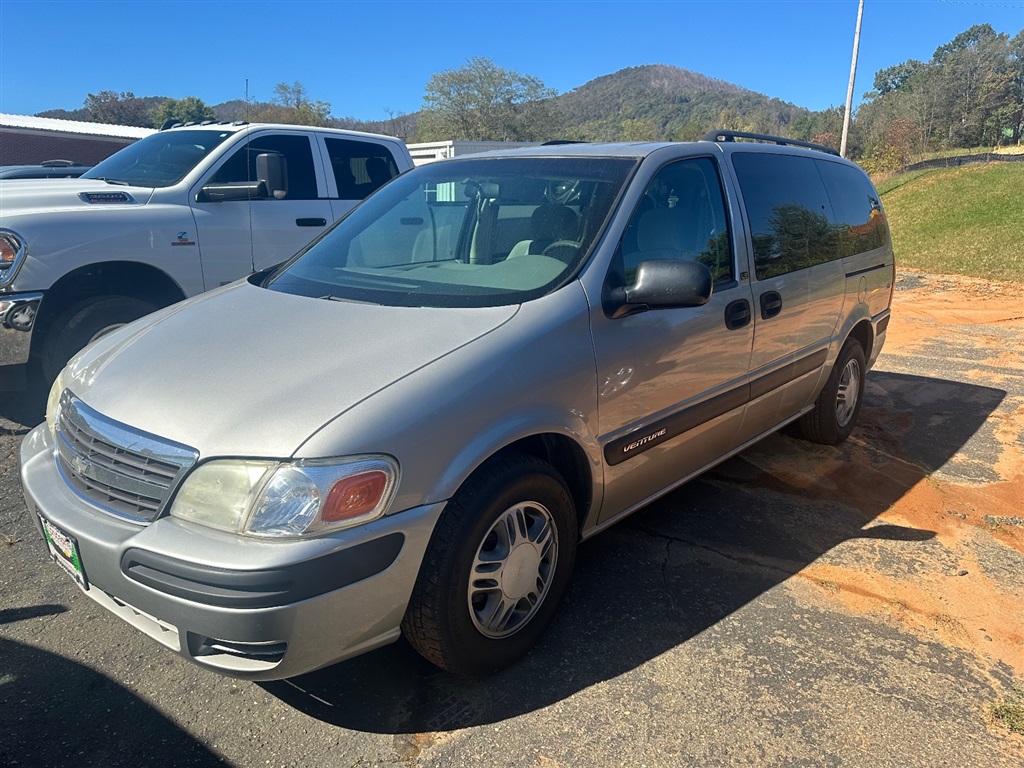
[796,337,866,445]
[402,453,577,677]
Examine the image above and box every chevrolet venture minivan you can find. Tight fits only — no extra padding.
[20,131,894,680]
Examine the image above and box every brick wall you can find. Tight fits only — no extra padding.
[0,130,136,165]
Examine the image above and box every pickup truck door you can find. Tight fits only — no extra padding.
[190,130,333,288]
[315,134,404,222]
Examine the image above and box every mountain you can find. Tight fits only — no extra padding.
[30,65,813,143]
[550,64,810,141]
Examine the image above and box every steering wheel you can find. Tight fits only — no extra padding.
[546,180,580,205]
[542,240,581,262]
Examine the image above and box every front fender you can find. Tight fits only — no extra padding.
[3,206,203,297]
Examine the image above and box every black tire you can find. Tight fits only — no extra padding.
[41,296,156,382]
[796,337,866,445]
[402,453,577,677]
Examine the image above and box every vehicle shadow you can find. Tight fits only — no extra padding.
[0,634,223,767]
[0,362,46,429]
[261,370,1006,733]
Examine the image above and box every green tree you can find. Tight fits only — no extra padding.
[419,57,559,141]
[934,24,1012,146]
[250,81,332,126]
[618,117,658,141]
[873,60,923,95]
[83,90,150,127]
[856,23,1023,155]
[151,96,216,128]
[1009,30,1024,142]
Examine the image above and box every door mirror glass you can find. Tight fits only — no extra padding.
[257,152,288,199]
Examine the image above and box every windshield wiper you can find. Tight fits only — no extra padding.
[318,295,382,305]
[89,177,129,186]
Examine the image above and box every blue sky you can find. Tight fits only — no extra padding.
[1,0,1022,120]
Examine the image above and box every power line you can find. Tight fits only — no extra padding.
[936,0,1024,10]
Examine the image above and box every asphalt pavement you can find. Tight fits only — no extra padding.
[2,274,1022,767]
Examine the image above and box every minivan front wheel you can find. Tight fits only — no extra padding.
[797,337,866,445]
[402,453,577,677]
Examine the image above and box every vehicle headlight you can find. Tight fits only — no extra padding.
[169,456,399,538]
[45,368,67,437]
[0,228,28,288]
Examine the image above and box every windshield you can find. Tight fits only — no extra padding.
[267,156,637,308]
[81,130,234,188]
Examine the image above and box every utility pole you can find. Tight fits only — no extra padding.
[840,0,865,158]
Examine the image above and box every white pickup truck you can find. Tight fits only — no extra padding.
[0,122,413,382]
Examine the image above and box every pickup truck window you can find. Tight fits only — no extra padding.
[324,138,399,200]
[266,156,636,308]
[209,134,319,200]
[81,130,233,188]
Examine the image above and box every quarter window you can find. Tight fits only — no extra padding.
[815,159,889,257]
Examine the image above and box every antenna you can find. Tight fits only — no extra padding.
[245,78,250,122]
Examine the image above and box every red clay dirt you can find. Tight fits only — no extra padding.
[751,270,1024,728]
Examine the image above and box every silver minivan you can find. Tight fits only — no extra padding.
[20,132,894,680]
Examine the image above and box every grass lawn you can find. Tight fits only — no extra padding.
[879,163,1024,283]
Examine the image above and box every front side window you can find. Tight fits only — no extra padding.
[266,156,637,308]
[210,134,319,200]
[733,152,837,279]
[82,130,234,188]
[615,157,734,286]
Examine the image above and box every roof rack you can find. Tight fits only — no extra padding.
[702,129,840,157]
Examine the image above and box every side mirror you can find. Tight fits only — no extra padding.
[257,152,288,200]
[197,180,268,202]
[606,259,713,319]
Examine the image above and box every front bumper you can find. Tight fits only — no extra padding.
[19,424,445,680]
[0,292,42,366]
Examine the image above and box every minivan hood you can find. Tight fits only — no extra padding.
[66,281,519,458]
[0,178,154,216]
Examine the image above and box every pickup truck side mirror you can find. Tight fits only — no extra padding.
[257,152,288,200]
[605,259,713,319]
[197,180,269,202]
[196,151,289,203]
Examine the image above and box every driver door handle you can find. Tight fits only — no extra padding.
[296,218,327,227]
[724,299,751,330]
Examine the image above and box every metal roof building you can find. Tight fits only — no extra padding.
[0,113,155,166]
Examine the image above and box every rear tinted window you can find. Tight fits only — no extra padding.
[324,138,399,200]
[816,159,889,257]
[732,153,836,279]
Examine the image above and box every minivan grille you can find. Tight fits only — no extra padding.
[55,393,198,523]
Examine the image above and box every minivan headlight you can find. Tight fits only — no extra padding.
[169,456,398,538]
[45,368,67,437]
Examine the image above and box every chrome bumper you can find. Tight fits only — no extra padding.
[0,292,42,366]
